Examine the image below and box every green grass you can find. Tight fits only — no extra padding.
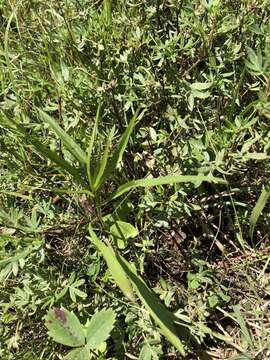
[0,1,270,359]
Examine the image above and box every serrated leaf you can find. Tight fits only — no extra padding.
[61,60,69,82]
[45,308,85,347]
[64,346,91,360]
[37,109,87,164]
[86,309,116,349]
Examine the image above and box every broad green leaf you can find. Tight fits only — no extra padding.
[87,103,102,189]
[111,174,227,200]
[64,346,91,360]
[37,109,87,164]
[45,308,85,347]
[88,225,135,301]
[99,108,141,187]
[116,256,189,356]
[86,309,116,349]
[250,182,270,238]
[110,221,138,249]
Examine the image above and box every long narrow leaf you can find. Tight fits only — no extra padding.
[99,108,141,187]
[88,225,193,355]
[29,138,86,186]
[0,113,86,186]
[37,109,87,164]
[103,0,112,25]
[116,256,189,356]
[249,182,270,238]
[88,225,135,301]
[111,174,227,200]
[93,127,114,190]
[86,103,102,189]
[233,305,253,346]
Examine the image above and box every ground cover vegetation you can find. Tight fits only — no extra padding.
[0,0,270,359]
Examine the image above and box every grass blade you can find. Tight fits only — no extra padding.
[116,256,189,356]
[93,127,114,190]
[86,103,102,189]
[111,174,227,200]
[0,113,86,186]
[233,305,253,346]
[103,0,112,25]
[37,109,87,164]
[0,190,32,200]
[89,225,192,355]
[88,225,135,301]
[29,138,86,186]
[100,108,141,187]
[249,182,270,238]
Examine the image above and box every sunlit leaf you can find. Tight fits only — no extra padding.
[87,103,102,189]
[99,108,141,187]
[112,174,227,200]
[64,346,91,360]
[110,221,138,249]
[88,225,135,301]
[86,309,116,349]
[93,126,114,190]
[37,109,87,164]
[45,308,85,347]
[116,256,190,356]
[250,182,270,238]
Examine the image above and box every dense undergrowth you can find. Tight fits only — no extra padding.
[0,1,270,359]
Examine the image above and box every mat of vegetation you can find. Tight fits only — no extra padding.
[0,1,270,359]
